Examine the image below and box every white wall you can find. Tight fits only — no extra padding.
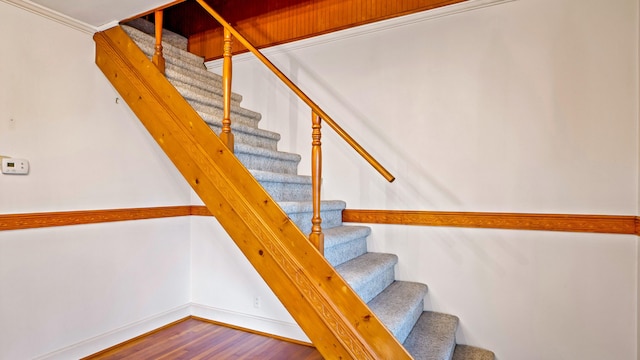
[204,0,639,359]
[0,2,192,359]
[190,215,309,342]
[1,0,637,358]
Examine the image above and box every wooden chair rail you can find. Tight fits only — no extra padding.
[3,206,638,236]
[342,209,640,235]
[193,0,395,183]
[0,206,192,231]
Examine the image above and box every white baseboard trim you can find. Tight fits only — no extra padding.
[34,303,307,359]
[33,304,191,360]
[206,0,515,71]
[190,303,310,343]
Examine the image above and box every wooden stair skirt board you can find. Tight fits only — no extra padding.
[93,26,411,359]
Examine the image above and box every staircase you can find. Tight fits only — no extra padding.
[117,20,495,360]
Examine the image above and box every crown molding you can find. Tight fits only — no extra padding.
[1,0,97,34]
[206,0,515,70]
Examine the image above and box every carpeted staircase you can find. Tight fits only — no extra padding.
[123,20,495,360]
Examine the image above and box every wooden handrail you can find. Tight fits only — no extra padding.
[194,0,395,183]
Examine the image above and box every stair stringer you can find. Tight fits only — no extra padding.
[94,26,413,360]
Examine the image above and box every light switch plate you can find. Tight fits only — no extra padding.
[2,158,29,175]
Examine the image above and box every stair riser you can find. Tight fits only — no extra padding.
[124,19,189,51]
[172,77,242,107]
[124,29,206,70]
[207,124,278,151]
[236,153,299,175]
[188,97,261,129]
[123,26,246,107]
[352,265,395,303]
[166,66,244,104]
[285,208,343,234]
[325,237,368,267]
[395,299,424,344]
[258,181,312,202]
[124,31,238,105]
[404,312,459,360]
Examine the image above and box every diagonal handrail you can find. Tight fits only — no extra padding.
[194,0,395,183]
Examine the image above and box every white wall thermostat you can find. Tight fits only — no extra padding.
[2,158,29,175]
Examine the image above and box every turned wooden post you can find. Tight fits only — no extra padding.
[310,111,324,255]
[221,27,234,152]
[152,10,165,74]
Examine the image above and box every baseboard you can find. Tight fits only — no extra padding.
[33,304,191,360]
[190,303,310,343]
[33,303,307,359]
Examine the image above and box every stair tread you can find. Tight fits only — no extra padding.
[323,225,370,267]
[336,252,397,303]
[278,200,346,214]
[200,112,280,142]
[169,73,243,104]
[235,143,301,162]
[177,84,262,121]
[403,311,459,360]
[124,18,188,50]
[123,25,237,97]
[452,345,495,360]
[122,25,206,69]
[250,170,312,184]
[368,281,428,343]
[324,225,371,248]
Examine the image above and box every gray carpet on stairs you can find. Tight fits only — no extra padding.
[403,312,459,360]
[452,345,496,360]
[123,20,495,360]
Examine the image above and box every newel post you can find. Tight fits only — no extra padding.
[152,10,165,74]
[221,27,234,152]
[310,111,324,255]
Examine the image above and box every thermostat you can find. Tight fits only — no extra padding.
[2,158,29,175]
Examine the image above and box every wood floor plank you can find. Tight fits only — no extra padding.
[83,318,323,360]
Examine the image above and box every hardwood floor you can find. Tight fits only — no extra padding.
[83,317,324,360]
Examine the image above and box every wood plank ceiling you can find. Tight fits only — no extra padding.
[158,0,467,61]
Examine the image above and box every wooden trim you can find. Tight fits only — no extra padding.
[0,206,192,231]
[2,206,638,235]
[190,205,212,216]
[186,0,468,60]
[343,209,639,235]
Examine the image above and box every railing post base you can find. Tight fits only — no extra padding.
[309,232,324,256]
[220,132,234,152]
